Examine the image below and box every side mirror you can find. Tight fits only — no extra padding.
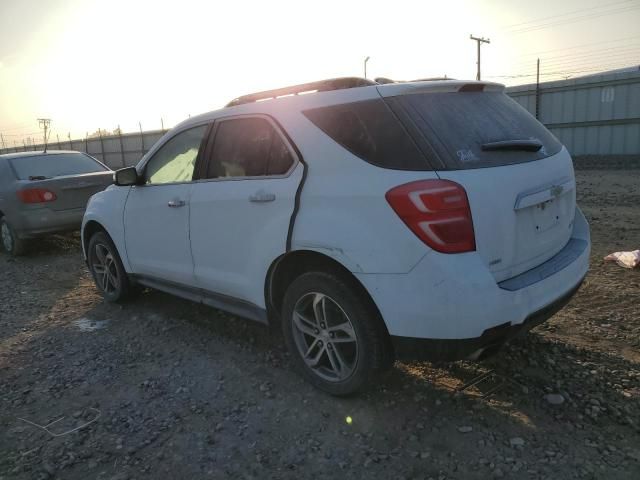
[114,167,139,186]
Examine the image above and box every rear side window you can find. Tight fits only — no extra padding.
[303,99,429,170]
[9,153,108,180]
[205,117,294,178]
[386,92,563,170]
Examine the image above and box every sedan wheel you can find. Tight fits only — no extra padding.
[1,222,12,252]
[0,218,26,256]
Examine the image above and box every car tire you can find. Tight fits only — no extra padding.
[87,231,132,302]
[0,217,26,256]
[282,271,392,396]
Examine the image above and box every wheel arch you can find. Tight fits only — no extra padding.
[265,249,390,335]
[82,220,114,260]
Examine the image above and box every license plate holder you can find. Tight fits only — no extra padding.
[532,199,560,233]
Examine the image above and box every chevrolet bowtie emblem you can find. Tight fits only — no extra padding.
[550,185,564,197]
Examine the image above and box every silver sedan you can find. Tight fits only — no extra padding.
[0,150,113,255]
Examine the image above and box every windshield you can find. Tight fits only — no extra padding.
[385,91,563,170]
[9,153,108,180]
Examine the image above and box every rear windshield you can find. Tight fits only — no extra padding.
[9,153,108,180]
[303,99,430,170]
[385,91,562,170]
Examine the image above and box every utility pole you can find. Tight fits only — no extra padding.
[470,35,490,81]
[0,133,6,150]
[535,58,540,119]
[38,118,51,151]
[364,56,370,79]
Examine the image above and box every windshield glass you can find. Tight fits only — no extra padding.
[10,153,108,180]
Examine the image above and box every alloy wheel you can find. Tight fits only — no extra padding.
[91,243,120,294]
[291,292,358,382]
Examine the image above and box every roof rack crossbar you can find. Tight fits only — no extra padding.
[225,77,377,107]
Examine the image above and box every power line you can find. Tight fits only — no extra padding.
[509,5,640,35]
[517,34,640,58]
[505,45,640,78]
[511,52,640,76]
[532,46,640,68]
[501,0,634,30]
[516,50,640,73]
[492,60,640,77]
[513,42,640,69]
[540,52,640,72]
[487,61,639,79]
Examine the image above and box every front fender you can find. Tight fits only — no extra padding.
[82,185,132,272]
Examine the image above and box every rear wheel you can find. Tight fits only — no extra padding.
[282,271,391,395]
[87,231,132,302]
[0,218,26,256]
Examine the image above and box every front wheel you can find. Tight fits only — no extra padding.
[282,271,391,395]
[87,231,132,302]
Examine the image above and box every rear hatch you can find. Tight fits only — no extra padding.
[380,83,576,282]
[11,153,113,211]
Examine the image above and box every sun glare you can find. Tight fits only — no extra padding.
[1,0,638,140]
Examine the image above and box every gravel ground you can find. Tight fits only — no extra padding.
[1,169,639,480]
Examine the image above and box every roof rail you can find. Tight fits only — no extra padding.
[225,77,377,107]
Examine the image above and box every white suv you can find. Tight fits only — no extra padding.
[82,77,590,395]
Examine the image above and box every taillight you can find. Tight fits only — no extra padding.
[16,188,57,204]
[386,179,475,253]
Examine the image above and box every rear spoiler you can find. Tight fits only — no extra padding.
[376,81,505,98]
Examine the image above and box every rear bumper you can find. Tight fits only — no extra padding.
[390,276,584,361]
[356,207,590,358]
[12,207,85,238]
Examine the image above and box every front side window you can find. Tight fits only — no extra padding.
[145,125,207,184]
[205,117,294,179]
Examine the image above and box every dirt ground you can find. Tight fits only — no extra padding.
[1,169,639,480]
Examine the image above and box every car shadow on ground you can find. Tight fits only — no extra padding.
[93,287,640,432]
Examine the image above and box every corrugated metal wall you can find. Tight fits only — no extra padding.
[507,69,640,156]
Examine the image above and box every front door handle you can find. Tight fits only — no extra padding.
[167,199,186,208]
[249,191,276,203]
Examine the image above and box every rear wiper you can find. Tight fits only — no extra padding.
[28,175,51,180]
[481,139,542,152]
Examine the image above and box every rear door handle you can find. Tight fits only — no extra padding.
[167,199,186,208]
[249,191,276,203]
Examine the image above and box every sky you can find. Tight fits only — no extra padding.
[0,0,639,146]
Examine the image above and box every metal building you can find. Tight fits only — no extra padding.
[507,67,640,158]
